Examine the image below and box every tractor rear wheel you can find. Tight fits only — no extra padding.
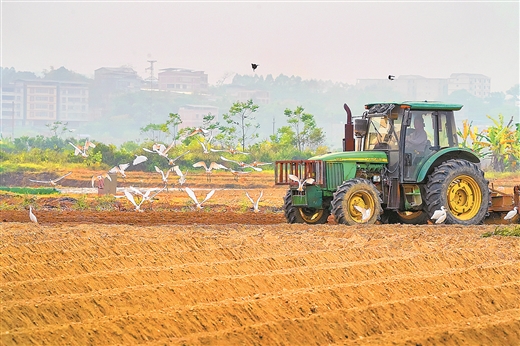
[425,159,489,225]
[331,178,382,225]
[283,189,330,224]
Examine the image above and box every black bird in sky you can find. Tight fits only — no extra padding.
[251,63,259,72]
[388,75,395,80]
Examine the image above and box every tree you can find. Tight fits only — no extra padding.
[46,121,70,138]
[284,106,325,152]
[139,123,169,142]
[165,113,182,145]
[220,99,259,150]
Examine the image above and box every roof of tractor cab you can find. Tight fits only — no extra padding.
[365,101,463,111]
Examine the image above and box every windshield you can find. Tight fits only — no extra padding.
[365,116,401,151]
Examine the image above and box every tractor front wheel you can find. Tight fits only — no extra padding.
[331,178,382,225]
[425,159,489,225]
[283,189,330,224]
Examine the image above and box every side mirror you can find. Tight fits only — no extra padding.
[354,119,369,137]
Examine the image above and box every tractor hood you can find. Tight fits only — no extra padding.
[309,151,388,163]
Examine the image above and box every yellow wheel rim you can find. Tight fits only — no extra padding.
[299,208,324,223]
[346,191,375,223]
[447,174,482,221]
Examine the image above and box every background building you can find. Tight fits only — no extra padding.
[158,68,208,93]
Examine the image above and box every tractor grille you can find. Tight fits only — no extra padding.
[275,160,325,186]
[325,162,344,189]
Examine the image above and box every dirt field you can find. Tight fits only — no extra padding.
[1,170,520,345]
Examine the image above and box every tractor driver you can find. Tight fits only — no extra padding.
[405,114,428,149]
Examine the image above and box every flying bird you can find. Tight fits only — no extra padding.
[229,168,251,181]
[210,147,250,155]
[29,171,72,186]
[29,206,38,224]
[431,206,447,224]
[197,137,214,154]
[219,156,261,171]
[388,75,395,80]
[109,163,130,178]
[155,166,173,188]
[193,161,228,182]
[354,205,371,223]
[504,207,518,221]
[251,63,259,72]
[69,142,88,157]
[288,174,315,191]
[167,150,190,166]
[185,187,216,210]
[172,165,188,187]
[124,190,144,212]
[245,191,263,213]
[91,173,111,188]
[187,127,209,137]
[133,155,148,166]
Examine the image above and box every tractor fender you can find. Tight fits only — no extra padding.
[416,148,480,183]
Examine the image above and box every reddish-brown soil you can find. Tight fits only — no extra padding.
[1,170,519,345]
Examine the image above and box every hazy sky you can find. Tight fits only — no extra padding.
[2,1,519,93]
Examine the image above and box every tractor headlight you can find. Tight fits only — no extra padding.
[372,175,381,183]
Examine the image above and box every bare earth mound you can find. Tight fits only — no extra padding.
[1,223,519,345]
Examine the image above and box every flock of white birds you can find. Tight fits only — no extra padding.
[27,128,271,217]
[25,129,518,223]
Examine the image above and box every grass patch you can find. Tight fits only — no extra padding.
[482,225,520,238]
[484,171,520,180]
[0,186,60,195]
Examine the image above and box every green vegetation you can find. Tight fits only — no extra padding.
[458,114,519,172]
[0,187,59,195]
[482,225,520,238]
[0,100,327,174]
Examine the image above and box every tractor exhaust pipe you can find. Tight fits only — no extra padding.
[343,103,355,151]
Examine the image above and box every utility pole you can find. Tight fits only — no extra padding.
[272,115,275,136]
[145,60,157,123]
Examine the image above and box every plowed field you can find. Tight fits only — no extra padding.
[1,171,520,345]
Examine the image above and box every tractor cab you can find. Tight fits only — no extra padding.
[358,102,462,183]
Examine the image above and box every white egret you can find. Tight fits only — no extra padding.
[185,187,216,209]
[245,191,263,213]
[431,206,447,224]
[504,207,518,221]
[288,174,315,191]
[29,171,72,186]
[29,206,38,224]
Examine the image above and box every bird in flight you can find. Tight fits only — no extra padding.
[210,147,249,155]
[251,63,259,72]
[187,127,209,137]
[193,161,228,182]
[91,173,111,188]
[29,171,72,186]
[172,165,188,187]
[155,166,173,189]
[388,75,395,80]
[288,174,315,191]
[504,207,518,221]
[133,155,148,166]
[245,191,263,213]
[167,150,190,166]
[29,206,38,224]
[185,187,216,210]
[124,189,145,212]
[431,206,447,224]
[109,163,130,179]
[220,156,261,171]
[229,168,251,181]
[69,142,89,158]
[354,205,371,223]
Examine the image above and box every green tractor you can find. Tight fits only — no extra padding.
[275,101,519,225]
